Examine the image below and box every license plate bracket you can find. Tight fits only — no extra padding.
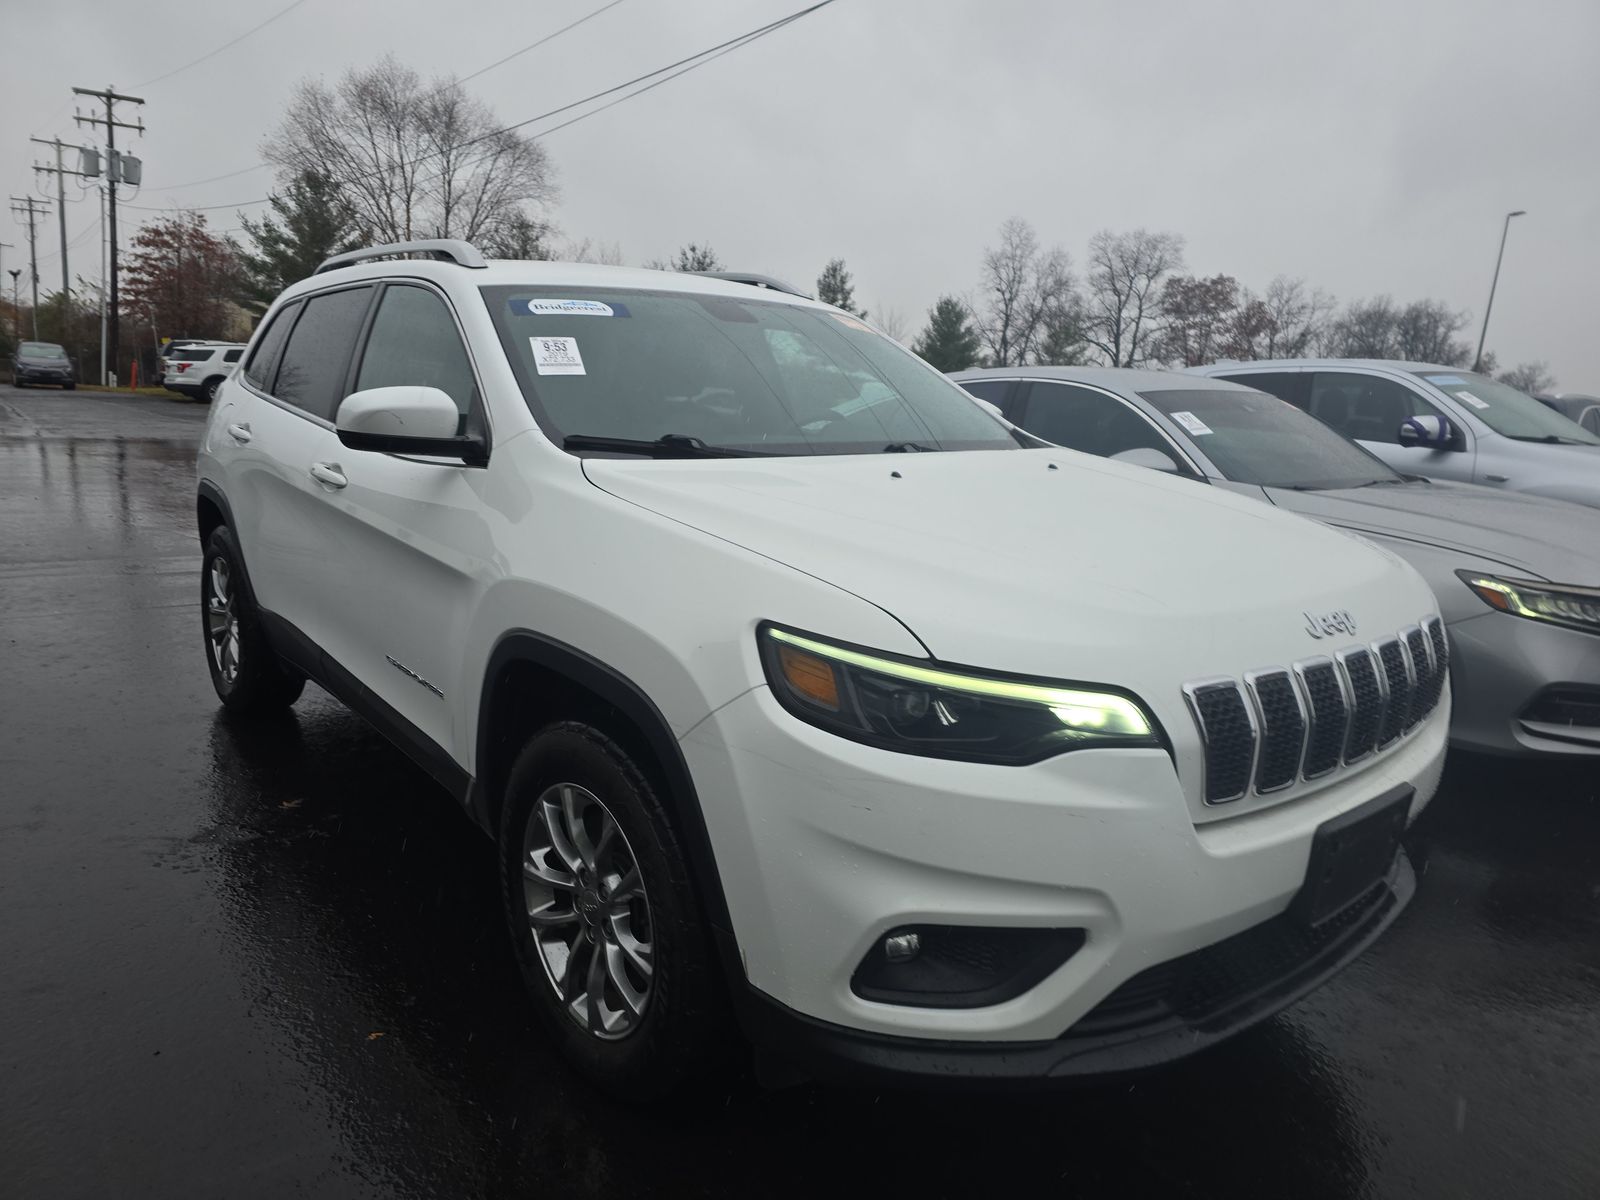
[1292,785,1412,928]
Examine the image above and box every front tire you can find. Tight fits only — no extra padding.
[64,382,76,391]
[201,526,304,714]
[499,722,725,1099]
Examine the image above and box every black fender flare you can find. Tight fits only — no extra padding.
[473,630,743,978]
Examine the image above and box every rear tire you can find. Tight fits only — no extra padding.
[201,526,304,714]
[64,382,75,391]
[499,722,726,1100]
[202,377,220,402]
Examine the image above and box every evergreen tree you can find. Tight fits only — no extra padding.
[913,297,981,372]
[816,258,866,318]
[645,243,723,272]
[239,171,363,313]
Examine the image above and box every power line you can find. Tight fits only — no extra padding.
[140,0,635,195]
[133,0,312,89]
[460,0,633,84]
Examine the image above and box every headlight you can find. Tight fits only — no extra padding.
[758,625,1161,764]
[1459,572,1600,636]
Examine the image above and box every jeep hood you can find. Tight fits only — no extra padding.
[1265,480,1600,585]
[582,449,1434,688]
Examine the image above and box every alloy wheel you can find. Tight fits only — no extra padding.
[522,782,654,1039]
[205,558,241,685]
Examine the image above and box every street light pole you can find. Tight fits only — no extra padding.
[1473,209,1526,374]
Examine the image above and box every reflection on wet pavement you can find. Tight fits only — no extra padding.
[2,391,1597,1198]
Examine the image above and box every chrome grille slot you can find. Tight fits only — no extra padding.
[1419,617,1450,713]
[1295,659,1346,779]
[1246,671,1305,793]
[1337,647,1384,763]
[1402,627,1432,731]
[1184,681,1255,804]
[1375,639,1411,747]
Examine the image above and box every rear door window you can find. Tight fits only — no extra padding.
[1309,372,1440,444]
[272,286,375,420]
[179,348,216,362]
[244,303,302,391]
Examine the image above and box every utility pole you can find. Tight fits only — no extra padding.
[74,85,144,383]
[9,196,50,339]
[1473,209,1527,375]
[0,241,11,340]
[31,137,91,319]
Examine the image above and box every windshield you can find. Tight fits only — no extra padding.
[1413,371,1600,444]
[1138,387,1402,489]
[19,342,66,359]
[482,285,1019,456]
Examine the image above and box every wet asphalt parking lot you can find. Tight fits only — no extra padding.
[2,386,1598,1199]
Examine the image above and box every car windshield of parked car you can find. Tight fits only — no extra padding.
[1138,387,1403,489]
[20,342,66,359]
[1413,371,1600,445]
[483,285,1019,456]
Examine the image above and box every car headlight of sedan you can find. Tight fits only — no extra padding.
[1459,572,1600,636]
[759,625,1160,763]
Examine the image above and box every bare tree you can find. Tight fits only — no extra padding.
[1328,296,1400,358]
[872,305,911,345]
[1394,299,1470,365]
[976,217,1077,367]
[263,56,556,248]
[1257,276,1336,358]
[562,238,625,266]
[1158,274,1240,366]
[1498,361,1558,393]
[1084,229,1185,366]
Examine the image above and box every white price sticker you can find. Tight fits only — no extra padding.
[531,336,585,376]
[1171,410,1214,436]
[1455,390,1490,410]
[525,299,614,317]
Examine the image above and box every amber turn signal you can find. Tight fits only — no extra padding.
[777,643,841,709]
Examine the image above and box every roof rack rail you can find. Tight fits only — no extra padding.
[315,239,488,275]
[692,271,812,300]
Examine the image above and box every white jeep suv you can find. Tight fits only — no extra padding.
[196,240,1450,1096]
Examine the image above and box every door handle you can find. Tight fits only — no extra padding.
[1484,474,1509,483]
[225,422,252,444]
[309,462,348,489]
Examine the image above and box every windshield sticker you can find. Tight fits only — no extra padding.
[829,313,874,333]
[1170,410,1214,436]
[1425,374,1467,386]
[517,298,626,318]
[531,336,585,376]
[1455,390,1491,410]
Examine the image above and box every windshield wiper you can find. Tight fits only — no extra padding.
[1355,478,1406,487]
[563,433,776,459]
[1505,434,1588,445]
[883,441,936,452]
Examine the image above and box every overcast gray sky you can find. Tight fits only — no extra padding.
[4,0,1597,384]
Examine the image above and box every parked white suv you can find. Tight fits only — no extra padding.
[196,240,1450,1096]
[164,340,246,401]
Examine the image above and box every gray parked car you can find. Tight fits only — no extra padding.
[1535,392,1600,435]
[952,366,1600,759]
[1187,360,1600,509]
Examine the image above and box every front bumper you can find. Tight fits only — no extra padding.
[733,847,1414,1086]
[16,368,73,384]
[681,685,1448,1056]
[1446,610,1600,756]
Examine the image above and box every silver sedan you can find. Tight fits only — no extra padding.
[953,366,1600,759]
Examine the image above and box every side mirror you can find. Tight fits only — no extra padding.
[335,385,486,466]
[1109,446,1182,473]
[1396,413,1459,451]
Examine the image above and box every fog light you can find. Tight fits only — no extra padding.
[883,931,921,962]
[852,924,1086,1009]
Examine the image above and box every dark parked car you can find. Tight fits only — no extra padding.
[12,341,77,389]
[1535,393,1600,435]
